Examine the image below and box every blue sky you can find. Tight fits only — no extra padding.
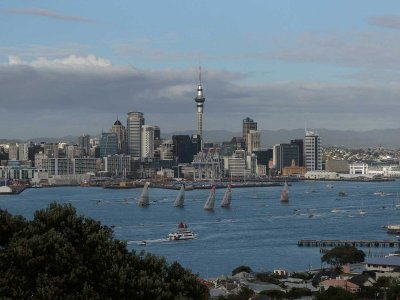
[1,0,400,139]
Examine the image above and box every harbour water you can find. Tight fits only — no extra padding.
[1,180,399,278]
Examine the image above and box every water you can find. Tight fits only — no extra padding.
[1,180,400,278]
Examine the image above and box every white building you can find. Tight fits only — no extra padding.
[304,130,322,171]
[304,170,339,180]
[141,125,155,159]
[103,155,131,176]
[349,162,368,175]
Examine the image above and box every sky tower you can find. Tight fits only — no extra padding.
[194,67,205,140]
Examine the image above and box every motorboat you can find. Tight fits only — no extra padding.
[386,224,400,234]
[167,222,197,241]
[139,240,147,246]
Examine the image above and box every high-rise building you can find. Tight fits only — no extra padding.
[291,139,304,167]
[127,112,144,158]
[194,67,205,148]
[141,125,155,159]
[247,130,261,154]
[172,135,196,163]
[99,132,118,157]
[78,134,91,156]
[304,130,322,171]
[242,117,257,151]
[111,119,127,154]
[273,143,300,175]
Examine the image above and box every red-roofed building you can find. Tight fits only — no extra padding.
[320,279,360,293]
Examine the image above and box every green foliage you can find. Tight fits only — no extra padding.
[0,202,209,300]
[321,245,365,267]
[316,286,355,300]
[373,276,400,300]
[290,271,314,280]
[259,289,286,299]
[287,287,312,298]
[231,265,252,276]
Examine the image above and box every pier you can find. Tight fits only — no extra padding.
[298,239,400,248]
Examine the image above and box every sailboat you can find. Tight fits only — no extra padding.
[220,184,232,208]
[204,186,216,210]
[280,181,289,202]
[137,182,150,207]
[174,184,185,207]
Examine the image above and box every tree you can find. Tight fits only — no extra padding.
[231,265,252,276]
[321,245,365,269]
[0,202,209,299]
[316,286,355,300]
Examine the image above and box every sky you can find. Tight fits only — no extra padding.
[1,0,400,139]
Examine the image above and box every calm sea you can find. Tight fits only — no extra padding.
[1,180,399,278]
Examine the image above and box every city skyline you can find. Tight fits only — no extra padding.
[2,1,400,139]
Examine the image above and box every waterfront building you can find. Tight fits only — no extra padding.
[99,132,118,158]
[141,125,155,159]
[127,111,144,159]
[111,119,127,154]
[227,149,248,178]
[192,148,223,180]
[242,117,257,151]
[349,162,368,175]
[304,130,322,171]
[103,155,131,177]
[325,159,349,173]
[273,143,300,175]
[253,149,272,176]
[78,134,91,156]
[282,159,307,177]
[304,170,339,180]
[194,67,205,147]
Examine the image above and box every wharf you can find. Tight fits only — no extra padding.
[298,239,400,248]
[152,182,284,190]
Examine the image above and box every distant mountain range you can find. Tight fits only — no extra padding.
[4,128,400,148]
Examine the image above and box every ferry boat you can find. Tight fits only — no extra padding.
[167,222,197,241]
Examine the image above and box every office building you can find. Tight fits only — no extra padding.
[78,134,91,156]
[247,130,261,154]
[127,112,144,158]
[242,117,257,151]
[291,139,304,167]
[304,130,322,171]
[99,132,118,157]
[172,135,195,163]
[111,119,127,154]
[273,143,300,175]
[141,125,155,159]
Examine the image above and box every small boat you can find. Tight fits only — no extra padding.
[137,182,150,207]
[204,186,216,210]
[220,185,232,208]
[173,184,185,207]
[167,222,197,241]
[386,224,400,234]
[359,200,367,215]
[337,191,347,197]
[331,208,340,213]
[139,240,147,246]
[280,181,289,202]
[326,184,334,189]
[31,183,43,188]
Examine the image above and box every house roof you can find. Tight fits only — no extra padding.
[320,279,359,290]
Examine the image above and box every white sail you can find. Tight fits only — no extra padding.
[204,186,216,210]
[137,182,150,207]
[280,181,289,202]
[220,185,232,208]
[174,185,185,207]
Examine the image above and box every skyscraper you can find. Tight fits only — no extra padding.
[273,143,300,175]
[99,132,118,157]
[247,130,261,154]
[242,117,257,151]
[78,134,91,156]
[111,119,127,154]
[194,67,205,145]
[141,125,155,159]
[304,130,322,171]
[127,112,144,159]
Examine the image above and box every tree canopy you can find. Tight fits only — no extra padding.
[321,245,365,268]
[0,202,209,299]
[231,265,252,276]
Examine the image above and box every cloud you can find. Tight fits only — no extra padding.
[1,54,400,139]
[369,15,400,29]
[1,8,96,23]
[266,31,400,69]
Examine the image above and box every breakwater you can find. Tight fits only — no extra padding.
[298,239,400,248]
